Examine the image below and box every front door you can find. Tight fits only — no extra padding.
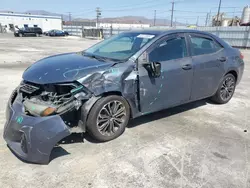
[138,34,193,114]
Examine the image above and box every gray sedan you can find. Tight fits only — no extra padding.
[4,29,244,163]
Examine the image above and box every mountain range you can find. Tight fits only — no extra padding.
[73,16,179,26]
[1,10,184,26]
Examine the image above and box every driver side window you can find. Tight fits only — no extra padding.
[149,37,187,62]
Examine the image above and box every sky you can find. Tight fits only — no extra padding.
[1,0,249,25]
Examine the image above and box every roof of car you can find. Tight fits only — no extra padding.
[123,29,211,36]
[123,29,230,47]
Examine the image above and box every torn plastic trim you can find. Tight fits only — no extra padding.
[3,98,71,164]
[79,95,101,132]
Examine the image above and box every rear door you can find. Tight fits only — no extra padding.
[138,33,193,113]
[187,33,226,100]
[28,28,34,35]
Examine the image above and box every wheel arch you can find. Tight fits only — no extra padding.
[100,91,134,119]
[80,91,136,132]
[101,91,123,97]
[225,70,238,82]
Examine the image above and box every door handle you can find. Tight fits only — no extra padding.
[218,57,227,62]
[182,64,192,70]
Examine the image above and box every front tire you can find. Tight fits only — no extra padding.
[211,73,236,104]
[86,95,130,142]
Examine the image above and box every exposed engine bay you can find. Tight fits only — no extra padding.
[19,81,90,127]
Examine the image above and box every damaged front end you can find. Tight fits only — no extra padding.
[20,81,90,122]
[3,81,91,164]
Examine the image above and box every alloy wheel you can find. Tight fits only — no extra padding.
[97,100,126,136]
[220,76,235,101]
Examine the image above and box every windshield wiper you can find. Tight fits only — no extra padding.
[83,53,108,62]
[83,52,125,63]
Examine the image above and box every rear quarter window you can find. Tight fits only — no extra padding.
[190,35,223,56]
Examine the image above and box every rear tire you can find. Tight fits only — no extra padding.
[86,95,130,142]
[210,73,236,104]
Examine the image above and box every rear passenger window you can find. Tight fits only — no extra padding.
[190,36,223,56]
[149,37,187,62]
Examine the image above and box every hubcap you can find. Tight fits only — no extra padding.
[220,77,235,101]
[97,100,126,136]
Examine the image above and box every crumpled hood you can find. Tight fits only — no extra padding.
[22,52,114,84]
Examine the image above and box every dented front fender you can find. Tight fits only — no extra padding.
[78,61,141,118]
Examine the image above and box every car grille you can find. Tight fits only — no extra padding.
[20,83,40,94]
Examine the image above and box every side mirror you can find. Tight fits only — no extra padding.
[140,52,161,78]
[150,62,161,78]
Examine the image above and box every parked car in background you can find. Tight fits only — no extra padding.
[14,27,43,37]
[4,30,244,164]
[45,30,69,36]
[43,30,50,36]
[63,31,69,36]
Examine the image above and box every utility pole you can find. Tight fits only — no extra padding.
[207,9,212,26]
[153,10,156,26]
[170,1,175,27]
[61,14,63,30]
[96,7,101,28]
[205,13,209,26]
[196,16,199,26]
[68,12,72,22]
[67,12,72,34]
[216,0,222,26]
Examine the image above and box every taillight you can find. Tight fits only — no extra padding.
[240,52,244,60]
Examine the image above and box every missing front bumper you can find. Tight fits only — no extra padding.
[3,98,71,164]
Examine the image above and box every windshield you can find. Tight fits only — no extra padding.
[84,33,156,61]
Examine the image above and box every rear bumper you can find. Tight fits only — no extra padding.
[3,95,71,164]
[237,63,244,85]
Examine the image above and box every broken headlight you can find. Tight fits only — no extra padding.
[21,82,90,117]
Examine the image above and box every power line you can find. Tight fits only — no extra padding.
[71,10,96,18]
[103,2,169,12]
[174,10,208,13]
[108,0,160,9]
[64,0,166,15]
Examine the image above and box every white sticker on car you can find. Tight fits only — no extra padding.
[137,34,155,39]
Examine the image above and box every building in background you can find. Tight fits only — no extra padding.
[240,5,250,26]
[99,23,150,28]
[0,12,62,32]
